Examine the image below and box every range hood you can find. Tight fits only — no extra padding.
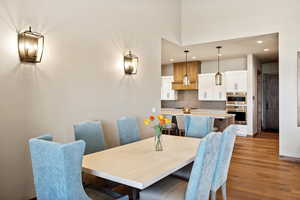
[172,61,201,90]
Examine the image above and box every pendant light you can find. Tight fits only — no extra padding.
[183,49,190,86]
[215,46,222,85]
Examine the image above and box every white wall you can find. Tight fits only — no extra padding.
[182,0,300,158]
[247,54,260,135]
[0,0,181,199]
[162,57,246,75]
[201,57,247,73]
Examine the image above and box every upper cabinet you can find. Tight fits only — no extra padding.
[161,76,177,100]
[198,73,226,101]
[172,61,200,90]
[225,70,247,92]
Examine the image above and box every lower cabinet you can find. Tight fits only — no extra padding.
[161,76,177,100]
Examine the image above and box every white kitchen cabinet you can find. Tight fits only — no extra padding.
[198,73,226,101]
[225,71,247,92]
[161,76,177,100]
[198,74,213,101]
[214,83,227,101]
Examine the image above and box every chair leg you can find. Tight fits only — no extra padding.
[221,182,227,200]
[210,191,216,200]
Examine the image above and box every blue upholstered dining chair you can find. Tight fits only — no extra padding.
[210,125,237,200]
[74,121,106,155]
[29,135,128,200]
[139,132,222,200]
[172,125,237,200]
[117,116,140,145]
[184,115,214,138]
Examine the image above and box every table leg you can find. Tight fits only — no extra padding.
[132,188,139,200]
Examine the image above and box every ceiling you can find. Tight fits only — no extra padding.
[162,33,278,65]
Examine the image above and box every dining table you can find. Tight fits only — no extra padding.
[82,135,201,199]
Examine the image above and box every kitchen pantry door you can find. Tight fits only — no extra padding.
[262,74,279,131]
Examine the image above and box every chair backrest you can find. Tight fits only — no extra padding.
[74,121,106,155]
[184,115,191,134]
[184,116,215,138]
[29,135,90,200]
[176,115,185,130]
[211,125,237,191]
[185,132,222,200]
[117,116,140,145]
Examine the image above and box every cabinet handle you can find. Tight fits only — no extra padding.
[234,83,238,90]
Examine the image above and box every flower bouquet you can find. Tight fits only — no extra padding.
[144,115,171,151]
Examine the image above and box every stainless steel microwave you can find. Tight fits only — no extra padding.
[226,92,247,105]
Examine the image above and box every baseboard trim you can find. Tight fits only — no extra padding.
[246,132,258,138]
[252,132,259,137]
[279,155,300,163]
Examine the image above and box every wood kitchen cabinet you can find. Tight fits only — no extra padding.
[172,61,200,90]
[225,70,247,92]
[198,73,226,101]
[161,76,177,100]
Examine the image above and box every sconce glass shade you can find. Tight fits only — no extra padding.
[18,27,44,63]
[215,72,222,86]
[124,51,138,75]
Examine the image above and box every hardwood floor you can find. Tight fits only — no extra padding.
[223,132,300,200]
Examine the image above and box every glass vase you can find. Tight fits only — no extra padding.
[155,134,163,151]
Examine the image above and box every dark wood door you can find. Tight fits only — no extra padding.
[262,74,279,131]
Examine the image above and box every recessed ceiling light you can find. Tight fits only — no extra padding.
[192,56,196,59]
[264,48,270,52]
[257,40,263,44]
[169,58,174,62]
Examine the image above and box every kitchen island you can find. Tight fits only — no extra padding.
[161,108,235,132]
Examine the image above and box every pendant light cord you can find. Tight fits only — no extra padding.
[185,50,188,76]
[218,48,220,73]
[216,46,222,73]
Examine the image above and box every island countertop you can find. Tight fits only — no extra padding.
[161,108,235,119]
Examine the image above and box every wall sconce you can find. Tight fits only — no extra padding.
[18,26,44,63]
[124,50,138,75]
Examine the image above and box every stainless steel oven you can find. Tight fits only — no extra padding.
[227,105,247,125]
[226,92,247,105]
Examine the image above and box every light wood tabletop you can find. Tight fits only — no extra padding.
[82,135,201,190]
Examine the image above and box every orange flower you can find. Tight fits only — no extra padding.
[165,119,171,124]
[149,115,155,121]
[159,119,166,125]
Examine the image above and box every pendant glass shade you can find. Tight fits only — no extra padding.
[215,72,222,86]
[18,27,44,63]
[183,49,190,86]
[124,51,138,75]
[183,74,190,86]
[215,46,222,85]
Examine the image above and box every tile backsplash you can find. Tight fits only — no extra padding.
[161,90,226,110]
